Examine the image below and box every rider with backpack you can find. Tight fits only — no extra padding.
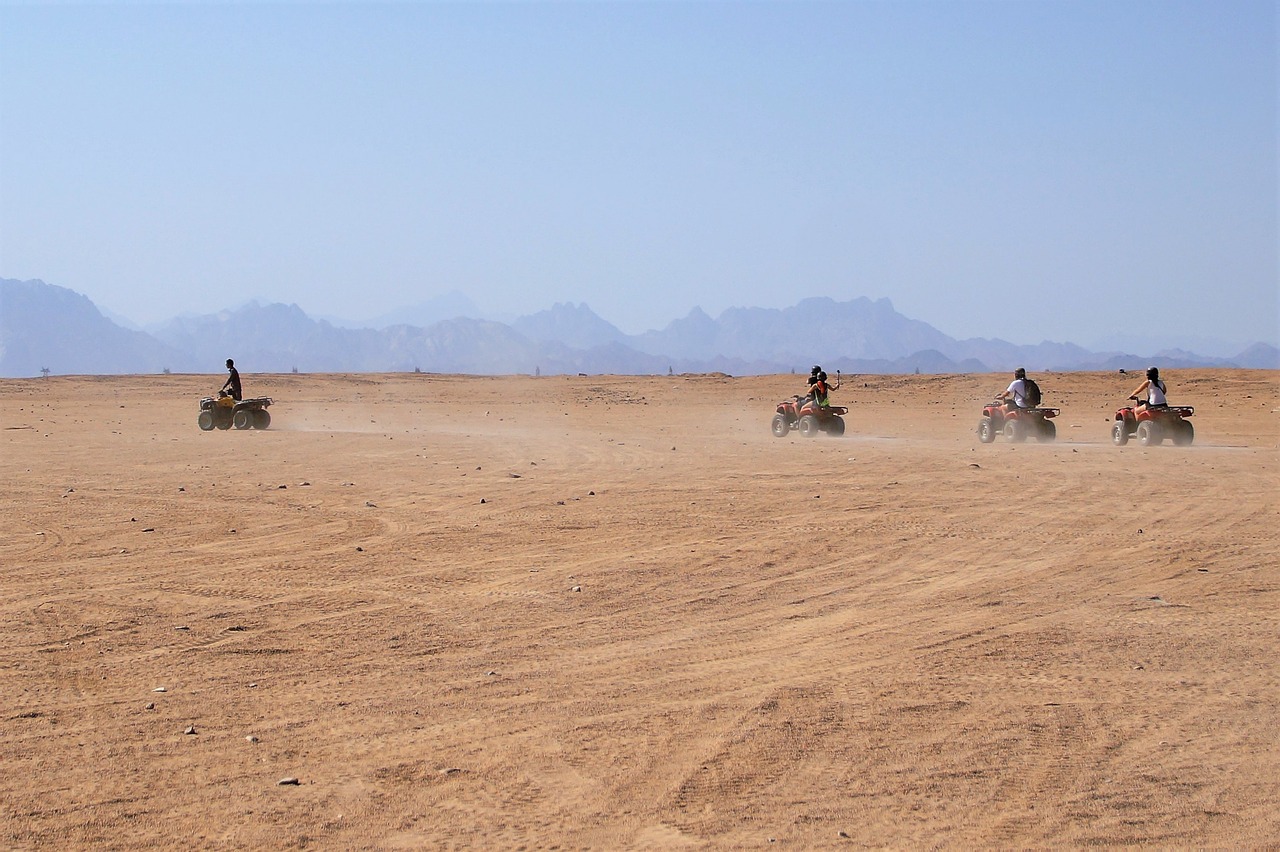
[999,368,1041,410]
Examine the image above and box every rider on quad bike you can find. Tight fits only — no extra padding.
[1112,367,1194,446]
[198,360,273,431]
[977,368,1059,443]
[221,358,242,401]
[812,369,838,407]
[773,369,847,438]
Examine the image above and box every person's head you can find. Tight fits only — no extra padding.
[226,359,235,369]
[818,371,828,382]
[1146,366,1159,381]
[811,365,821,376]
[1014,367,1026,380]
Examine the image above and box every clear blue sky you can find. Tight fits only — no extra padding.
[1,1,1276,353]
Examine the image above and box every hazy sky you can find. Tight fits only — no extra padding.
[1,1,1276,352]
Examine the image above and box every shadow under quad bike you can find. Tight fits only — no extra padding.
[1111,397,1194,446]
[771,394,848,438]
[198,391,273,431]
[977,400,1059,443]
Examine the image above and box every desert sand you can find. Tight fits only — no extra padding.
[2,369,1277,849]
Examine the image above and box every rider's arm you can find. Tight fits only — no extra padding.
[1130,380,1149,399]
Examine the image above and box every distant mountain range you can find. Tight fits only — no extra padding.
[1,277,1275,379]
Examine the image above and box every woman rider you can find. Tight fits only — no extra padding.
[1129,366,1168,412]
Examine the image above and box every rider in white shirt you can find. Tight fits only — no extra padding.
[1129,366,1168,410]
[999,368,1030,410]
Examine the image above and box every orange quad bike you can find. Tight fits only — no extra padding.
[1111,396,1194,447]
[771,394,847,438]
[198,390,273,431]
[977,399,1059,443]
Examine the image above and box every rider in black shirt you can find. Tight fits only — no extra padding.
[222,359,242,401]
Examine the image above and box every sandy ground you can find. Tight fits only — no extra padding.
[1,369,1277,849]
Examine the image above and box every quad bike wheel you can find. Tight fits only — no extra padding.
[253,409,271,430]
[197,411,215,431]
[1003,419,1027,443]
[1171,419,1194,446]
[798,414,820,438]
[977,417,997,444]
[826,416,845,437]
[771,413,790,438]
[1112,421,1129,446]
[232,409,254,430]
[1136,420,1161,446]
[1037,419,1056,443]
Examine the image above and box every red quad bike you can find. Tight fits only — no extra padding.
[977,400,1059,443]
[1111,397,1194,447]
[198,390,273,431]
[772,395,848,438]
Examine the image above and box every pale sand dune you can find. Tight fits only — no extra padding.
[2,370,1277,848]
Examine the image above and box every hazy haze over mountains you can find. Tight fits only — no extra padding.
[1,278,1276,379]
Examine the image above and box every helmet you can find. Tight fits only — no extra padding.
[811,365,821,376]
[1146,366,1159,380]
[1014,367,1026,379]
[818,371,827,381]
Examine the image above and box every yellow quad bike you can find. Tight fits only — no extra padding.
[197,391,273,431]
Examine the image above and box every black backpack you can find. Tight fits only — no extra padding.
[1023,378,1042,407]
